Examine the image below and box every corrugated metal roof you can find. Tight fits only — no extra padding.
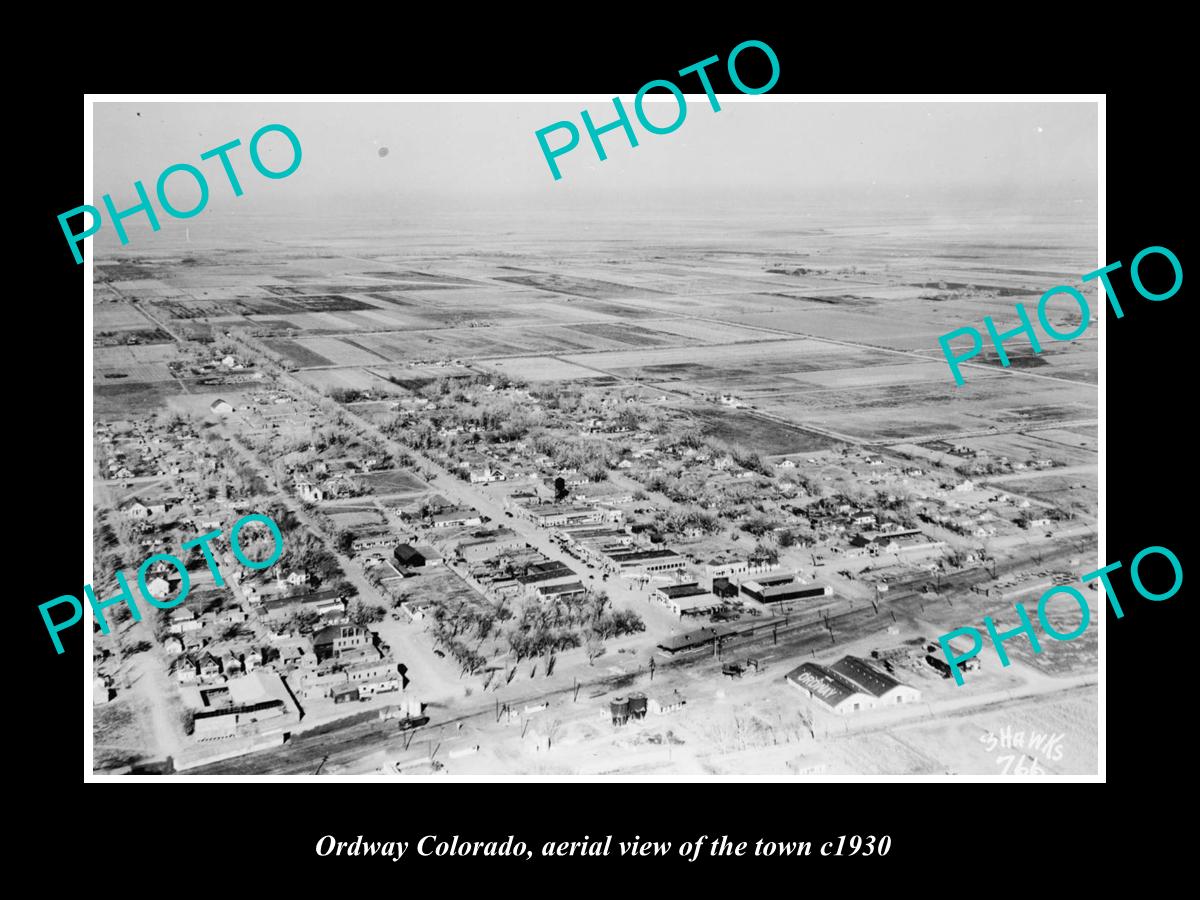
[830,655,901,698]
[785,663,864,707]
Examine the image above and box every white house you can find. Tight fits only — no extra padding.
[469,466,506,484]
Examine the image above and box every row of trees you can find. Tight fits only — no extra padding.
[658,508,721,537]
[504,592,644,664]
[277,531,342,587]
[419,586,646,673]
[528,432,613,482]
[427,605,494,676]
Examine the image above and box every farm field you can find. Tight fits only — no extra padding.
[949,430,1099,468]
[885,690,1098,775]
[993,472,1099,516]
[92,210,1100,458]
[355,470,427,497]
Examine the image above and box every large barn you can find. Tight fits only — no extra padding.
[786,656,921,714]
[741,572,831,604]
[785,662,876,715]
[829,656,922,706]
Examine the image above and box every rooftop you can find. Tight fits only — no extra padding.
[606,548,682,563]
[431,508,480,522]
[536,581,587,595]
[829,655,903,698]
[529,503,600,517]
[785,662,864,706]
[657,583,709,599]
[749,572,800,588]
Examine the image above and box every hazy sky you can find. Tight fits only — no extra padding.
[92,100,1097,218]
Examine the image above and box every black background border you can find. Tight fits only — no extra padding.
[19,25,1189,880]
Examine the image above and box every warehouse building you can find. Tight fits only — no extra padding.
[829,655,922,705]
[785,663,876,715]
[786,656,921,714]
[741,572,831,604]
[849,527,944,554]
[653,583,720,618]
[656,623,740,656]
[187,671,300,740]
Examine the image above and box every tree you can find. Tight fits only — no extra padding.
[585,635,605,666]
[328,578,358,600]
[149,609,174,643]
[284,608,321,635]
[265,501,300,535]
[752,542,780,564]
[348,600,386,627]
[741,514,779,538]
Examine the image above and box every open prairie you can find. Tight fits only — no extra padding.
[93,210,1097,456]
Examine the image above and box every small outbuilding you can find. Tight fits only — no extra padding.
[393,543,427,568]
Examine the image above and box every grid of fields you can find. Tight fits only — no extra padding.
[92,215,1099,450]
